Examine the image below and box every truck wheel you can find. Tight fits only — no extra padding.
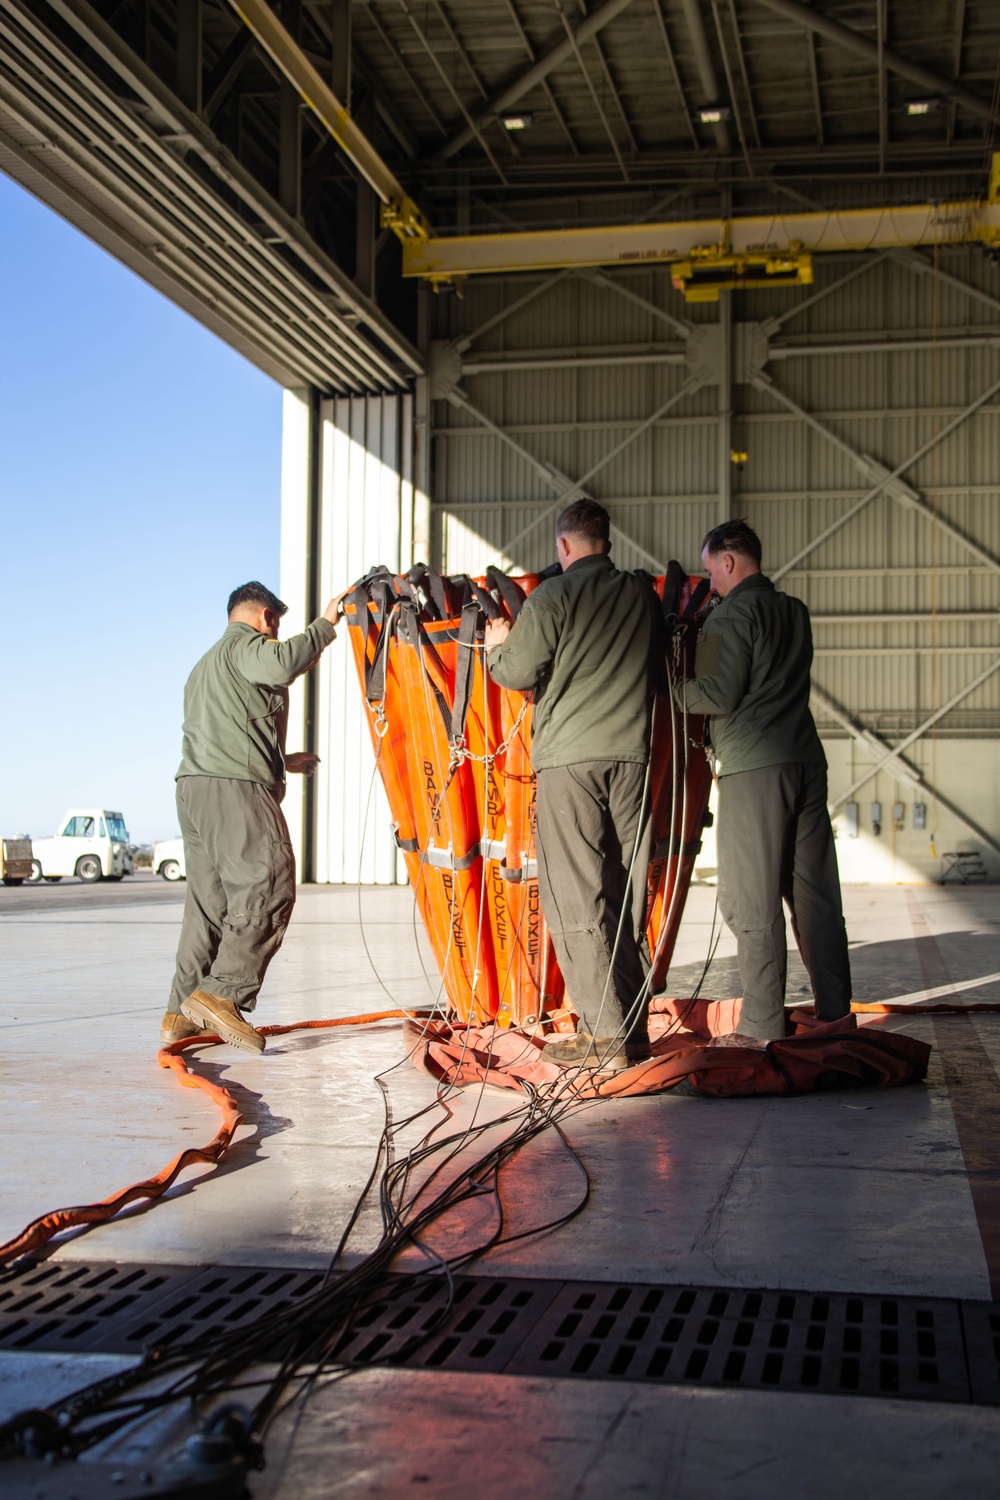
[27,860,44,884]
[160,859,183,882]
[2,877,24,886]
[76,855,103,883]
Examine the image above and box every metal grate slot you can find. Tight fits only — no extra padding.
[959,1304,1000,1404]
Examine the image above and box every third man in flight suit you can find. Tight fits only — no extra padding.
[676,520,852,1046]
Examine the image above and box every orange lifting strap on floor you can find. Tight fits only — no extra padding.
[0,1012,419,1268]
[343,562,714,1030]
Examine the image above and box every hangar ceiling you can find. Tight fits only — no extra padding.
[1,0,998,386]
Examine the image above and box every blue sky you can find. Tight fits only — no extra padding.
[1,172,284,844]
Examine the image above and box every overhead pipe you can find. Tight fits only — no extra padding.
[750,0,995,125]
[436,0,638,161]
[678,0,732,153]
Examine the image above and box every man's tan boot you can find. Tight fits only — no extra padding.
[544,1032,627,1069]
[160,1012,204,1046]
[181,990,266,1054]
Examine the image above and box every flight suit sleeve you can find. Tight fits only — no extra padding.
[233,617,337,687]
[673,609,753,715]
[486,590,562,693]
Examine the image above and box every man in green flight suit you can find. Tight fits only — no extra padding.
[675,520,852,1046]
[160,581,348,1052]
[485,499,661,1070]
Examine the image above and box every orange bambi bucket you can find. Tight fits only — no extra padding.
[344,562,713,1031]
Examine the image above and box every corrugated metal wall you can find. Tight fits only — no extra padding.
[313,394,414,884]
[430,250,1000,879]
[281,389,414,885]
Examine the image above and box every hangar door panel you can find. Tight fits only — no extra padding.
[314,395,414,885]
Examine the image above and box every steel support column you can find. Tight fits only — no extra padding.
[279,0,302,221]
[176,0,202,113]
[330,0,351,105]
[718,288,732,511]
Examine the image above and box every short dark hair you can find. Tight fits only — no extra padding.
[227,581,288,618]
[701,519,762,567]
[556,497,610,545]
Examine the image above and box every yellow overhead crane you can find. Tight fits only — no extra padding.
[228,0,1000,303]
[401,183,1000,299]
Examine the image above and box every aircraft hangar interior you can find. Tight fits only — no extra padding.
[5,2,1000,1497]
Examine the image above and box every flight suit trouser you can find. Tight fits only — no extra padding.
[167,776,296,1015]
[717,761,852,1041]
[535,761,652,1055]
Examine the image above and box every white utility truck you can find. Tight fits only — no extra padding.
[152,838,186,881]
[27,810,134,884]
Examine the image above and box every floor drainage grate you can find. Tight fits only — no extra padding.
[504,1283,969,1402]
[0,1259,326,1356]
[1,1259,997,1405]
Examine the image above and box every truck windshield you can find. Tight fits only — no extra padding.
[105,816,129,843]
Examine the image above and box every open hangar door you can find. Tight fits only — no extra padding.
[280,387,424,885]
[428,247,1000,886]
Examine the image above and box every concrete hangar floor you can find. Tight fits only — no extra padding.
[2,874,1000,1497]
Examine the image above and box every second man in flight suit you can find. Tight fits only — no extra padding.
[485,499,661,1069]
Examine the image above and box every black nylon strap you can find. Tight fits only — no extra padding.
[405,564,447,621]
[485,566,527,621]
[464,576,502,620]
[346,580,392,707]
[652,836,704,860]
[449,602,481,744]
[363,580,397,703]
[423,567,449,620]
[683,579,712,619]
[662,560,685,619]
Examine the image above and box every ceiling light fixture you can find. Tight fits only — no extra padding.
[697,106,731,124]
[906,98,940,115]
[502,113,533,131]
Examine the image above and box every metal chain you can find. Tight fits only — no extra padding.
[449,696,529,772]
